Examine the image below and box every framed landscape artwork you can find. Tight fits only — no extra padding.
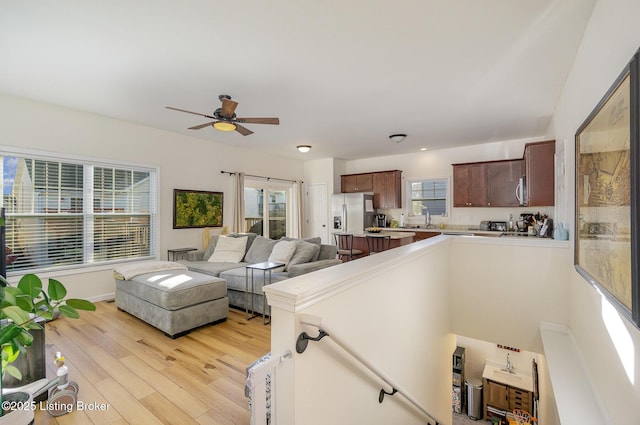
[173,189,223,229]
[575,48,640,327]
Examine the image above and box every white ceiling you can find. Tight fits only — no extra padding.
[0,0,595,160]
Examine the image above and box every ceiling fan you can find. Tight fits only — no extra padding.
[166,94,279,136]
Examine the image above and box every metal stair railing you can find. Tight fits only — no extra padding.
[297,318,441,425]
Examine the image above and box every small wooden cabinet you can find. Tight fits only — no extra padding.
[453,163,487,207]
[341,173,373,193]
[372,170,402,208]
[525,140,555,206]
[483,378,534,420]
[485,380,509,411]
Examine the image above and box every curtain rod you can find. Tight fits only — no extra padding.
[220,170,302,184]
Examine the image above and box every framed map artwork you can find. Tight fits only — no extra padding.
[575,48,640,327]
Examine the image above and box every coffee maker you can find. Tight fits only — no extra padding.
[374,214,387,228]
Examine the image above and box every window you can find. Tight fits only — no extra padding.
[244,180,291,239]
[2,152,157,274]
[408,178,448,217]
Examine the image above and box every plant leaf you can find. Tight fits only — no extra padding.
[66,299,96,311]
[4,364,22,380]
[47,278,67,301]
[0,323,23,345]
[17,274,42,298]
[15,294,34,312]
[1,305,31,326]
[58,304,79,319]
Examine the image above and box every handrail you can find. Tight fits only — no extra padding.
[298,319,441,425]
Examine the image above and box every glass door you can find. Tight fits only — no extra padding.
[244,180,291,239]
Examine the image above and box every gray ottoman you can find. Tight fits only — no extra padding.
[115,269,228,338]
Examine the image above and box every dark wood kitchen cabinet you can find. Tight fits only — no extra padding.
[372,170,402,208]
[453,163,487,207]
[525,140,555,206]
[486,159,524,207]
[341,173,373,193]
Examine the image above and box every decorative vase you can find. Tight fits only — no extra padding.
[554,222,569,240]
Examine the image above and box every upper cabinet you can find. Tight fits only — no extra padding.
[453,163,487,207]
[341,170,402,209]
[341,173,373,193]
[486,160,524,207]
[373,170,402,209]
[525,140,555,206]
[452,140,555,208]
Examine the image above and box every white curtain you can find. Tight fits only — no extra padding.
[233,172,245,233]
[293,180,304,238]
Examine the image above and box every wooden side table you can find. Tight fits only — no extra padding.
[167,247,197,261]
[245,261,284,325]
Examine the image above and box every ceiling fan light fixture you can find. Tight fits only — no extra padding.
[213,121,237,132]
[297,145,312,153]
[389,134,407,143]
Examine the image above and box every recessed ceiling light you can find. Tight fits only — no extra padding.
[297,145,312,153]
[420,147,428,151]
[389,134,407,143]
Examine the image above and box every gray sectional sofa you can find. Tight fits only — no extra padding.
[180,233,340,314]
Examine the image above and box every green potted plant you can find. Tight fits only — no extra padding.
[0,273,96,423]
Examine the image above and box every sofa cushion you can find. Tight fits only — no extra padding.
[285,240,320,271]
[268,240,297,267]
[228,232,258,255]
[244,236,279,264]
[183,261,249,277]
[282,237,322,261]
[208,235,248,263]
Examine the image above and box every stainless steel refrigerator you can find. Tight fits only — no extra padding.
[331,192,375,235]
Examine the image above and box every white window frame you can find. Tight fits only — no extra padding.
[406,176,450,218]
[0,146,159,276]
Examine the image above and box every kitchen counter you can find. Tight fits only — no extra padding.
[354,231,415,239]
[482,361,533,392]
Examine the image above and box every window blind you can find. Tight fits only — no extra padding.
[2,154,157,274]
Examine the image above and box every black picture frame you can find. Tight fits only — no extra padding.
[173,189,223,229]
[574,48,640,328]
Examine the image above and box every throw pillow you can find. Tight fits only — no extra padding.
[203,235,220,260]
[282,236,322,261]
[208,235,248,263]
[285,240,321,271]
[244,236,279,264]
[268,240,297,267]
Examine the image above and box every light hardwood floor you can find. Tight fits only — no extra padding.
[33,301,271,425]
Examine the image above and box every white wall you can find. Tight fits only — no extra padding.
[0,93,303,300]
[544,0,640,423]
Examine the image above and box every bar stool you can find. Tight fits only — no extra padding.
[366,234,391,255]
[334,233,363,261]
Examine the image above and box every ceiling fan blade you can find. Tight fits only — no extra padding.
[234,123,254,136]
[166,106,216,120]
[236,117,280,125]
[221,99,238,118]
[188,121,216,130]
